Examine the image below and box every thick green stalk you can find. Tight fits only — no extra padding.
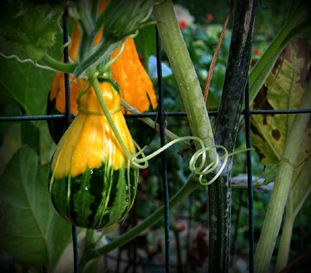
[274,197,294,272]
[153,1,215,151]
[275,156,311,272]
[254,77,311,273]
[75,1,94,36]
[79,175,200,270]
[42,55,77,73]
[209,0,257,271]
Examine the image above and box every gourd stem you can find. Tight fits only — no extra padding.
[74,40,122,78]
[91,77,133,161]
[42,54,77,73]
[90,0,100,21]
[79,174,200,270]
[75,1,94,36]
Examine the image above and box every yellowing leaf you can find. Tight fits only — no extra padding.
[250,37,310,165]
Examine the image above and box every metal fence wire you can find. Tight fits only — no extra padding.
[1,14,311,273]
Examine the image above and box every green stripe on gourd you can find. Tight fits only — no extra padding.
[49,162,137,229]
[48,79,138,230]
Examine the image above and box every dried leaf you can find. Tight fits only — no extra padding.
[250,37,310,165]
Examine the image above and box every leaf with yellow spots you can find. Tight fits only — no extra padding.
[250,37,310,165]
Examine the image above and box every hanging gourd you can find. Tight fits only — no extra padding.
[110,38,158,147]
[48,78,138,229]
[47,6,157,145]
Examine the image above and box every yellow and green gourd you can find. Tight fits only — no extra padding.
[47,3,157,145]
[48,78,138,229]
[48,0,157,228]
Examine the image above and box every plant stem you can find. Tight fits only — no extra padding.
[84,229,95,251]
[254,76,311,273]
[41,55,77,73]
[274,197,294,272]
[75,1,94,36]
[91,77,133,161]
[79,175,200,270]
[209,1,257,271]
[275,155,311,272]
[90,0,100,21]
[74,40,122,79]
[153,1,215,151]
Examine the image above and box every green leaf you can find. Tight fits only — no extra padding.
[250,37,310,165]
[0,145,72,272]
[0,19,65,125]
[39,121,56,165]
[0,0,58,62]
[0,123,21,177]
[0,1,67,124]
[21,121,40,155]
[0,58,54,123]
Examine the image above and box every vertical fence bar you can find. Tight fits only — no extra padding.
[62,12,79,273]
[244,80,254,273]
[156,27,171,273]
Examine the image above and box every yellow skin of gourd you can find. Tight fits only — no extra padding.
[51,80,135,179]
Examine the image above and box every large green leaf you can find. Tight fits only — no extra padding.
[0,145,71,272]
[0,124,21,177]
[0,58,54,120]
[0,0,58,62]
[0,14,65,124]
[250,37,310,165]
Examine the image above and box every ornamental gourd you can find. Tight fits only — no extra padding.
[47,15,157,145]
[48,79,138,229]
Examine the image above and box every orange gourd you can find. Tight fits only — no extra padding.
[48,3,157,143]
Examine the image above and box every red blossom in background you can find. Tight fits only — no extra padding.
[252,49,262,55]
[179,20,187,28]
[206,14,214,20]
[139,55,144,62]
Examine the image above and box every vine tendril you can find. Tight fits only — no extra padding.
[57,13,75,64]
[0,52,63,73]
[88,75,254,187]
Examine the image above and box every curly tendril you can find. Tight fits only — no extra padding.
[57,14,74,64]
[130,136,229,186]
[82,75,254,188]
[0,52,63,73]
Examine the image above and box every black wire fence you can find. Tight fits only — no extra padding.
[1,14,311,273]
